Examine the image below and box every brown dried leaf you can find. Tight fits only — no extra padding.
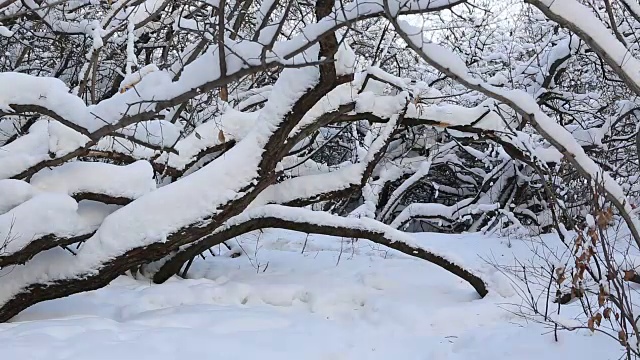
[572,273,580,286]
[624,270,637,282]
[598,292,606,307]
[588,228,598,246]
[218,130,226,143]
[587,318,595,332]
[577,252,587,262]
[597,208,614,229]
[574,234,584,254]
[598,285,608,307]
[571,286,584,299]
[603,308,611,320]
[619,330,627,346]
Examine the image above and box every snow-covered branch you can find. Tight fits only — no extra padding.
[389,14,640,248]
[153,204,490,297]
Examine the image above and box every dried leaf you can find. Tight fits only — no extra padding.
[619,330,627,346]
[571,286,584,299]
[594,313,602,326]
[598,292,606,307]
[587,318,595,332]
[598,285,608,307]
[588,228,598,246]
[195,132,202,140]
[574,234,584,254]
[218,130,226,143]
[597,208,614,229]
[603,308,611,319]
[577,252,587,262]
[624,270,636,282]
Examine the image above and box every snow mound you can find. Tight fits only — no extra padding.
[30,161,156,199]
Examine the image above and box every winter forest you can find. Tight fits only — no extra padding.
[2,0,640,358]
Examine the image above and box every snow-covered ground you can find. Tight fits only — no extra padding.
[0,231,620,359]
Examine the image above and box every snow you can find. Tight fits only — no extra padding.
[0,1,636,358]
[159,108,259,170]
[0,120,90,180]
[0,74,88,130]
[367,66,409,89]
[0,26,13,37]
[0,193,94,257]
[273,0,464,57]
[390,198,493,229]
[396,21,467,77]
[30,161,156,200]
[395,16,640,247]
[379,158,432,219]
[0,180,35,215]
[119,120,181,148]
[565,124,604,147]
[492,87,640,235]
[335,41,357,76]
[407,101,512,131]
[119,64,159,92]
[356,92,408,119]
[621,0,640,20]
[534,0,640,91]
[290,83,359,136]
[217,205,432,260]
[0,230,620,359]
[253,164,362,206]
[260,112,402,208]
[0,51,325,304]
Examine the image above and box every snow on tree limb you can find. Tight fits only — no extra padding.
[30,161,156,204]
[0,193,103,268]
[153,204,490,298]
[389,14,640,249]
[0,31,340,319]
[526,0,640,97]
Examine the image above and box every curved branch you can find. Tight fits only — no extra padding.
[152,205,489,298]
